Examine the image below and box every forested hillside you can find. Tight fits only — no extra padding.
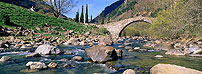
[94,0,173,24]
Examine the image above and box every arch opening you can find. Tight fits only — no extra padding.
[119,20,151,37]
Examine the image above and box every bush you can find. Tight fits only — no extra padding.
[37,9,45,14]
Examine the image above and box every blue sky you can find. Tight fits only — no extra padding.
[64,0,118,19]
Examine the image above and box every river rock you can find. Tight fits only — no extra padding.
[174,43,185,49]
[189,54,202,57]
[124,43,132,46]
[154,55,163,58]
[72,56,83,61]
[193,49,202,54]
[25,53,41,58]
[26,61,47,70]
[98,36,113,45]
[64,51,73,55]
[154,41,173,50]
[118,45,124,48]
[115,49,122,57]
[63,63,72,68]
[143,41,156,48]
[150,64,202,74]
[63,37,79,45]
[93,73,109,74]
[0,56,10,62]
[125,46,133,50]
[48,62,58,68]
[165,49,185,56]
[85,45,118,63]
[34,42,61,55]
[135,49,147,52]
[122,69,136,74]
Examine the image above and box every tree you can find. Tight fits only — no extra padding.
[90,15,93,23]
[107,16,110,23]
[80,5,84,23]
[32,0,75,18]
[75,9,79,22]
[148,0,202,38]
[85,4,88,23]
[101,12,104,24]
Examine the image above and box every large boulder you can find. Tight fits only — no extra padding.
[26,61,47,70]
[85,45,118,63]
[122,69,136,74]
[34,42,61,55]
[150,64,202,74]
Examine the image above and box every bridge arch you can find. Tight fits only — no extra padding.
[118,20,152,37]
[96,17,153,38]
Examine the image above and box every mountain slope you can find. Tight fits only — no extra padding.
[0,1,92,33]
[94,0,173,24]
[93,0,125,23]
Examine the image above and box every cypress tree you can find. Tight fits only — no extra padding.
[85,4,88,23]
[75,9,79,22]
[101,12,104,24]
[107,16,110,23]
[80,5,84,23]
[90,15,93,23]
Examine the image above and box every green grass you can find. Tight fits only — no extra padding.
[0,2,92,34]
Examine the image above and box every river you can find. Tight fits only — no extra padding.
[0,38,202,74]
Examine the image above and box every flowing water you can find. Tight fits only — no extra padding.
[0,39,202,74]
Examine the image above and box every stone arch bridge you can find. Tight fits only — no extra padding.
[96,16,154,38]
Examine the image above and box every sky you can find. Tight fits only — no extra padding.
[64,0,118,19]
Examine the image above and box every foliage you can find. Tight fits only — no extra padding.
[107,16,110,23]
[37,9,45,14]
[148,0,202,39]
[80,5,84,23]
[85,4,88,23]
[0,2,92,33]
[90,15,93,23]
[94,27,109,35]
[121,22,151,37]
[95,0,173,23]
[75,9,79,22]
[31,0,75,18]
[101,12,104,24]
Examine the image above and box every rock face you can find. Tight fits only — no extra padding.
[122,69,136,74]
[0,56,10,62]
[34,42,61,55]
[26,61,47,70]
[150,64,202,74]
[85,45,118,63]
